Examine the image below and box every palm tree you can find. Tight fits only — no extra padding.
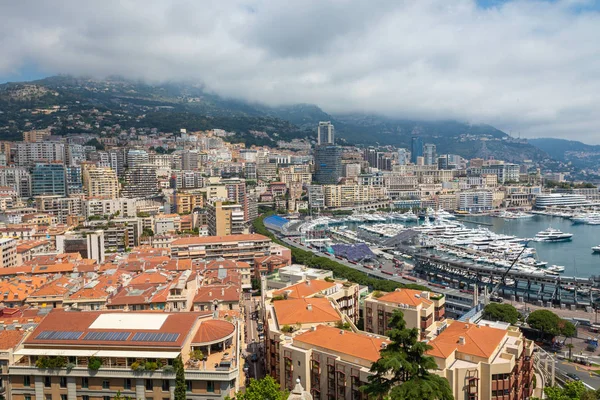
[566,343,574,361]
[362,310,453,400]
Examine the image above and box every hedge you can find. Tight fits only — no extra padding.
[253,213,429,292]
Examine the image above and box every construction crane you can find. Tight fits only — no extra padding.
[486,240,531,304]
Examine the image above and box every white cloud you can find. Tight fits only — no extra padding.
[1,0,600,142]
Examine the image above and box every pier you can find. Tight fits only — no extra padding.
[411,251,595,306]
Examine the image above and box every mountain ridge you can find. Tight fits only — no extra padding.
[0,75,548,162]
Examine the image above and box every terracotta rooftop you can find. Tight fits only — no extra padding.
[16,240,49,253]
[162,259,192,271]
[427,321,507,360]
[376,288,433,307]
[294,325,389,363]
[272,298,341,326]
[25,309,203,349]
[274,279,336,299]
[0,330,28,351]
[28,276,78,298]
[109,284,170,306]
[171,233,269,246]
[193,285,241,304]
[192,320,235,344]
[129,270,170,285]
[68,275,118,301]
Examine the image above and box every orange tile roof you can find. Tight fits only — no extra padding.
[163,259,192,271]
[172,233,269,246]
[377,288,433,307]
[294,325,389,363]
[129,270,170,285]
[427,321,507,359]
[0,330,27,350]
[274,279,336,299]
[193,285,241,304]
[16,240,49,253]
[28,276,78,298]
[192,319,235,344]
[32,263,75,274]
[272,298,340,326]
[26,309,202,348]
[0,276,49,301]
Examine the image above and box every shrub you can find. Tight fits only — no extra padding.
[145,361,158,371]
[281,325,294,333]
[88,356,102,371]
[189,349,204,361]
[36,356,67,369]
[162,365,175,373]
[66,362,76,371]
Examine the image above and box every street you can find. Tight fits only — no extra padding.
[554,359,600,389]
[243,292,265,383]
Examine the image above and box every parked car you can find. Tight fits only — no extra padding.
[566,373,581,381]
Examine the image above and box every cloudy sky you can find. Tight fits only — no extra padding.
[1,0,600,142]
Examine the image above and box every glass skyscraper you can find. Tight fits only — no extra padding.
[411,136,423,164]
[32,163,67,196]
[314,145,342,184]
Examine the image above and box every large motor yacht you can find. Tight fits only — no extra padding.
[535,227,573,242]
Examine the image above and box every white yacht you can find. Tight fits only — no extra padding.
[402,210,418,222]
[592,245,600,253]
[547,265,565,273]
[535,227,573,242]
[434,209,457,220]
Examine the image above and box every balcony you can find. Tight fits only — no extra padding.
[9,365,238,381]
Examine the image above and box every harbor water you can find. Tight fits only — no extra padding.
[465,214,600,278]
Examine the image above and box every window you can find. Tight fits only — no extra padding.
[162,380,170,391]
[124,378,132,390]
[45,396,51,400]
[24,376,30,387]
[82,377,89,389]
[82,397,89,400]
[24,396,31,400]
[61,395,68,400]
[44,376,51,388]
[186,380,192,392]
[146,379,153,391]
[102,380,110,389]
[207,381,215,393]
[60,377,67,388]
[104,397,110,400]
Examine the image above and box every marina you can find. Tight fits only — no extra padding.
[287,210,600,307]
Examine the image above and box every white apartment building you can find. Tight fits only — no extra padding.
[458,190,493,212]
[16,142,66,166]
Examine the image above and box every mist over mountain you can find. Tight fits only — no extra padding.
[1,76,548,162]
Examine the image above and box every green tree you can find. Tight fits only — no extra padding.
[559,320,577,338]
[543,381,599,400]
[483,303,520,324]
[174,355,186,400]
[361,310,454,400]
[527,310,562,337]
[142,228,155,237]
[85,138,105,150]
[527,310,576,339]
[230,376,287,400]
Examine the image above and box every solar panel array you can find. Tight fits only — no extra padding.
[132,332,179,342]
[83,331,131,341]
[331,243,376,262]
[36,330,83,340]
